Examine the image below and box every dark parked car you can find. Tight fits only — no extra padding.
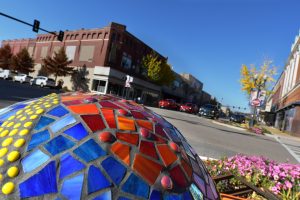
[198,104,219,119]
[230,114,246,123]
[158,99,179,110]
[180,103,198,114]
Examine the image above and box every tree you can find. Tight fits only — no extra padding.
[11,48,34,73]
[42,47,73,82]
[240,60,276,96]
[142,53,175,86]
[71,64,90,92]
[0,44,13,69]
[38,65,50,76]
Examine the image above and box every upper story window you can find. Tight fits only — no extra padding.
[98,32,102,39]
[92,33,96,39]
[79,45,95,62]
[121,52,132,70]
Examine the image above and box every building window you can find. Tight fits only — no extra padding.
[92,79,107,93]
[92,33,96,39]
[65,46,76,61]
[70,34,74,40]
[52,46,61,57]
[87,33,91,39]
[79,45,95,62]
[40,46,48,59]
[98,32,102,39]
[104,32,108,39]
[121,53,132,69]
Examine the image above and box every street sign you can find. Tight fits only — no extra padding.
[252,99,260,106]
[125,75,133,88]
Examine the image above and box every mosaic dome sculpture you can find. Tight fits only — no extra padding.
[0,92,220,200]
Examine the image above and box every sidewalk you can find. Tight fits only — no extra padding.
[262,125,300,142]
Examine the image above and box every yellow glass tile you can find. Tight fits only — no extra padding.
[19,129,29,136]
[6,122,14,128]
[0,159,4,166]
[13,123,21,129]
[30,115,38,120]
[24,122,33,128]
[27,111,34,115]
[36,109,44,114]
[25,109,31,113]
[7,116,15,121]
[2,138,13,147]
[9,129,18,136]
[16,110,23,115]
[0,148,8,157]
[7,151,20,162]
[7,166,19,178]
[13,139,25,148]
[2,182,15,195]
[20,116,27,121]
[0,127,3,132]
[16,114,23,119]
[1,121,8,127]
[0,130,9,137]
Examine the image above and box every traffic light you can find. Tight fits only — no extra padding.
[32,19,40,33]
[57,31,64,41]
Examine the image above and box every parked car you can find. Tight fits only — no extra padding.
[180,103,198,114]
[30,76,56,88]
[158,99,179,110]
[0,69,17,80]
[13,74,33,83]
[198,104,219,119]
[230,114,246,123]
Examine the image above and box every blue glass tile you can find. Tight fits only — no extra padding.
[150,190,162,200]
[27,129,50,151]
[33,116,55,130]
[183,191,193,200]
[88,165,111,194]
[22,149,50,173]
[50,114,76,133]
[163,194,183,200]
[44,135,75,156]
[189,184,203,200]
[118,197,131,200]
[93,190,112,200]
[64,123,88,141]
[122,173,149,199]
[47,105,69,117]
[59,153,85,179]
[61,173,84,200]
[73,139,106,162]
[19,161,57,198]
[101,157,126,185]
[0,109,17,122]
[11,103,26,110]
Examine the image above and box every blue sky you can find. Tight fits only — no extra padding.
[1,0,300,111]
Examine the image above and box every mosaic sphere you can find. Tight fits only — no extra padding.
[0,92,220,199]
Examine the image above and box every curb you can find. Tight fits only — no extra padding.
[211,120,247,132]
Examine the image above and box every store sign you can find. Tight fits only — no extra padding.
[125,75,133,88]
[250,90,266,107]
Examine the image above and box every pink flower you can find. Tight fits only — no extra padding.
[285,180,292,189]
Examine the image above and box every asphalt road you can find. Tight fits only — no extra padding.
[149,107,299,164]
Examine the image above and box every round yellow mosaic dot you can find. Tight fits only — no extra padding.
[33,104,39,108]
[2,138,13,147]
[0,127,3,132]
[45,104,51,108]
[25,109,31,113]
[0,159,4,166]
[0,148,8,157]
[53,101,59,105]
[13,123,21,129]
[16,114,23,119]
[36,109,44,114]
[7,151,20,162]
[24,121,33,128]
[0,130,9,137]
[16,110,23,115]
[20,116,27,121]
[13,139,25,148]
[6,122,14,128]
[2,182,15,195]
[19,129,29,136]
[7,166,19,178]
[8,129,18,136]
[8,116,15,121]
[25,105,31,109]
[30,115,38,120]
[1,121,8,127]
[27,111,34,115]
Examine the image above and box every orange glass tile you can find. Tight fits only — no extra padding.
[181,158,193,179]
[116,132,139,145]
[68,104,99,114]
[133,154,163,185]
[117,116,136,131]
[101,108,116,128]
[136,120,153,131]
[139,141,158,159]
[111,142,131,165]
[61,95,86,102]
[157,144,178,167]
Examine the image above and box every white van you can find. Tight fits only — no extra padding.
[30,76,56,88]
[0,69,17,80]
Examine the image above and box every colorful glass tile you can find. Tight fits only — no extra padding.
[50,114,77,133]
[101,108,117,128]
[133,154,163,184]
[189,183,204,200]
[164,128,180,143]
[22,149,50,173]
[193,173,206,194]
[182,141,194,159]
[157,144,178,167]
[117,116,135,131]
[44,135,75,156]
[163,194,183,200]
[170,165,188,188]
[152,134,167,144]
[209,176,219,199]
[27,129,50,151]
[63,99,83,106]
[131,111,146,119]
[136,120,153,131]
[74,139,106,162]
[61,174,84,200]
[183,191,193,200]
[47,105,69,117]
[154,124,168,138]
[122,173,149,199]
[181,159,193,179]
[34,116,55,130]
[93,190,112,200]
[81,115,106,132]
[19,161,57,198]
[150,190,162,200]
[64,123,88,141]
[190,158,203,177]
[100,101,121,109]
[88,165,111,194]
[101,157,127,185]
[139,141,158,159]
[116,132,139,145]
[111,142,131,165]
[118,197,131,200]
[59,153,85,179]
[68,104,99,114]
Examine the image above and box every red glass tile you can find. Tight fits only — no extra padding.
[157,144,177,167]
[154,125,168,138]
[116,132,139,145]
[136,120,153,131]
[133,154,163,185]
[181,158,193,179]
[98,131,115,143]
[152,134,167,144]
[131,111,146,119]
[111,142,131,165]
[139,141,158,159]
[62,99,83,106]
[169,165,188,188]
[101,108,116,128]
[68,104,99,114]
[99,101,121,109]
[81,115,106,132]
[117,116,136,131]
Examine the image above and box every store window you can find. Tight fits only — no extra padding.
[92,79,107,93]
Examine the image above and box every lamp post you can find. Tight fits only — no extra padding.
[249,74,267,127]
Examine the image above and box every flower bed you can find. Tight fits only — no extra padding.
[204,154,300,200]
